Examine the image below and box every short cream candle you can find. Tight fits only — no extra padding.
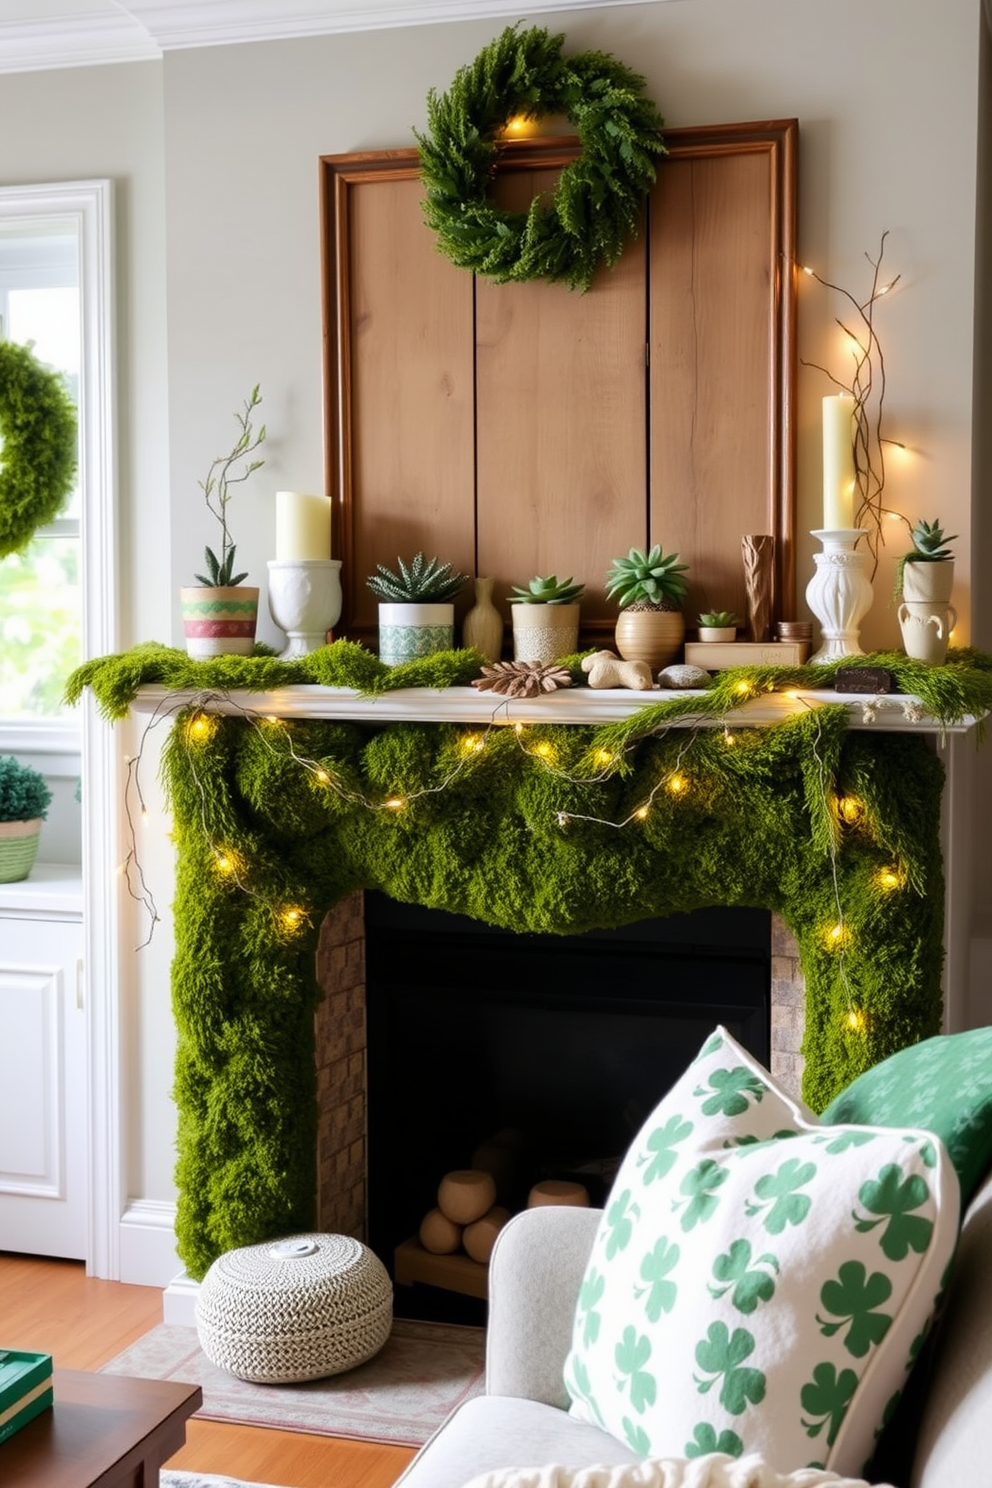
[275,490,332,561]
[821,395,856,530]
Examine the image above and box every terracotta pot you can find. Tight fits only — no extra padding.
[180,585,259,658]
[901,560,954,606]
[511,602,580,664]
[614,606,685,671]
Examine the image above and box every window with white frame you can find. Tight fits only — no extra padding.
[0,221,82,722]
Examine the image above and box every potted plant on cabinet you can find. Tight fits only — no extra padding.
[180,385,266,658]
[508,574,585,663]
[895,518,956,605]
[697,610,738,643]
[0,754,51,883]
[367,551,468,664]
[605,544,690,670]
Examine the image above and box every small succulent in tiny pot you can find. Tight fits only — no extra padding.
[605,544,689,670]
[367,552,469,664]
[0,754,52,883]
[508,575,585,663]
[895,518,956,605]
[697,610,738,642]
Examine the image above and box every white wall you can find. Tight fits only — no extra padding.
[2,0,988,1283]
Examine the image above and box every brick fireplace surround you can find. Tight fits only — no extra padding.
[313,892,806,1241]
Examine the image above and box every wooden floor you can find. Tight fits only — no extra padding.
[0,1251,416,1487]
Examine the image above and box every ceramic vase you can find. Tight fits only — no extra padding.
[267,559,342,658]
[378,602,454,665]
[462,577,504,662]
[511,603,580,664]
[614,607,685,671]
[180,585,259,658]
[898,602,957,665]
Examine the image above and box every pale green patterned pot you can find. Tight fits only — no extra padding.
[0,817,42,882]
[180,585,259,658]
[377,602,454,665]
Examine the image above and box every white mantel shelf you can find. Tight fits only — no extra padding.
[131,685,982,733]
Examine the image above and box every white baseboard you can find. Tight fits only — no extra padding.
[118,1199,182,1289]
[163,1269,200,1326]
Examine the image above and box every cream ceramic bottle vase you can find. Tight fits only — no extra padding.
[462,576,504,662]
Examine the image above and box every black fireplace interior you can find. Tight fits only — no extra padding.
[364,891,771,1323]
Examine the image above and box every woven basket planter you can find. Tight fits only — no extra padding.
[0,818,43,883]
[195,1232,393,1383]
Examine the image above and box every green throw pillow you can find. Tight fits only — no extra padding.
[821,1026,992,1207]
[564,1026,959,1479]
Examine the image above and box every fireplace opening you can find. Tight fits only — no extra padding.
[363,891,770,1324]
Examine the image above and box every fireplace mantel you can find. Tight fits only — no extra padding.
[130,683,982,732]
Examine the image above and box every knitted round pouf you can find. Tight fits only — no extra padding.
[195,1233,393,1383]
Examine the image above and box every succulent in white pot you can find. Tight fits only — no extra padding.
[508,574,585,663]
[895,518,956,605]
[367,552,468,664]
[0,754,52,882]
[697,609,738,643]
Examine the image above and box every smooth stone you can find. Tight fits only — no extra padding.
[657,663,709,689]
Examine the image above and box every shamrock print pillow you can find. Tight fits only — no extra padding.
[564,1026,959,1480]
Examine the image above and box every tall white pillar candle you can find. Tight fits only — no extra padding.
[822,394,856,530]
[275,490,332,561]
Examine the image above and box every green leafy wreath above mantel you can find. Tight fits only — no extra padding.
[0,339,78,559]
[414,23,668,292]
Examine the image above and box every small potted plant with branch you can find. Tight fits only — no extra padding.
[0,754,52,883]
[180,385,266,658]
[508,574,585,663]
[367,551,468,664]
[605,544,689,670]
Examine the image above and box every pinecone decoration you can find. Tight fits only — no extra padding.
[471,661,573,698]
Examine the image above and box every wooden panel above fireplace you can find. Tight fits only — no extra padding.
[320,119,797,649]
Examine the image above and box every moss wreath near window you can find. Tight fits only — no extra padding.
[67,642,992,1278]
[414,23,668,292]
[0,339,78,559]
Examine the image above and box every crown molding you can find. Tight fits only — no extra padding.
[0,0,663,75]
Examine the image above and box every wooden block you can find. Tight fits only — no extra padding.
[393,1236,490,1299]
[683,641,810,670]
[834,666,895,693]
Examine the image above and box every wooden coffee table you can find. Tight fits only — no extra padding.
[0,1367,203,1486]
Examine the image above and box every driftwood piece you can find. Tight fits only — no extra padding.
[580,650,654,691]
[742,534,775,642]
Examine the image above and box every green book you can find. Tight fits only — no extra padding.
[0,1350,54,1445]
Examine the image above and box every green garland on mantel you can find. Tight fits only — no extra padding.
[66,642,992,1279]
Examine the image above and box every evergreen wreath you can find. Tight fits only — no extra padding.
[0,339,78,559]
[415,24,668,292]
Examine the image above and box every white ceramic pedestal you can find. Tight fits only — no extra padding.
[805,529,874,664]
[267,559,343,658]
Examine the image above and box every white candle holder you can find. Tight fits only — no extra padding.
[805,529,874,664]
[267,559,342,659]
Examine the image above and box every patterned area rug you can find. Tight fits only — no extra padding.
[102,1318,485,1446]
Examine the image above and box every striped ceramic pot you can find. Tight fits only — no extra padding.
[180,585,259,658]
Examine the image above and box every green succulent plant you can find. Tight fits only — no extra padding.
[508,574,585,605]
[0,754,52,822]
[605,544,689,610]
[366,552,468,603]
[698,610,737,628]
[194,384,266,588]
[906,518,956,562]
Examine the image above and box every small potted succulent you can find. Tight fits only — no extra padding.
[895,518,956,605]
[508,574,585,663]
[697,610,738,643]
[180,385,266,659]
[605,544,690,670]
[367,551,468,664]
[0,754,52,883]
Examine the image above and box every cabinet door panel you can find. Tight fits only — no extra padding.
[327,161,476,638]
[476,166,647,629]
[649,133,793,624]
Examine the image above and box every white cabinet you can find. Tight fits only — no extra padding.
[0,866,87,1259]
